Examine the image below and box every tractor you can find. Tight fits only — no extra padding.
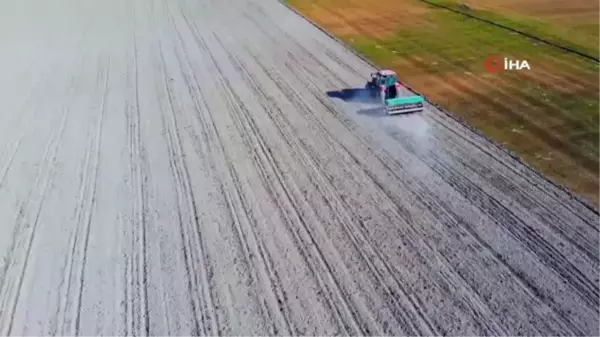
[365,69,424,114]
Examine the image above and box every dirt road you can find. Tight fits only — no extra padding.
[0,0,597,335]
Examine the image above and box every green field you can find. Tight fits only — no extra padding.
[423,0,599,58]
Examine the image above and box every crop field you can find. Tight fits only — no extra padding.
[1,0,598,334]
[288,0,600,205]
[435,0,599,57]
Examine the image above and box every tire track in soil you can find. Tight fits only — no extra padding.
[232,44,449,335]
[383,140,590,334]
[319,125,575,334]
[303,70,584,334]
[0,5,92,321]
[199,29,304,335]
[203,28,364,336]
[243,44,508,335]
[231,39,443,335]
[122,3,137,333]
[49,57,110,337]
[71,57,109,336]
[254,35,583,333]
[316,85,593,333]
[0,140,22,190]
[0,67,77,337]
[384,115,599,279]
[0,15,92,325]
[244,7,352,92]
[153,4,204,335]
[153,11,220,332]
[126,4,149,332]
[174,14,269,335]
[174,6,289,334]
[420,143,598,307]
[208,56,299,337]
[424,127,599,261]
[178,5,318,335]
[341,133,586,335]
[186,4,384,334]
[422,111,598,226]
[0,13,59,167]
[236,16,492,334]
[0,73,52,192]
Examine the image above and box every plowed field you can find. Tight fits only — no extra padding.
[0,0,597,335]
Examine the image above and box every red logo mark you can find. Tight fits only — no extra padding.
[485,55,503,73]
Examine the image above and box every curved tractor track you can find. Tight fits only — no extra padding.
[0,0,597,335]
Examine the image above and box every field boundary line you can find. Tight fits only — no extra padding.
[277,0,599,213]
[420,0,599,63]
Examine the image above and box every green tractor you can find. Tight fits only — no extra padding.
[365,69,424,114]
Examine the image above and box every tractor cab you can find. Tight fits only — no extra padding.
[369,69,398,88]
[368,69,400,100]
